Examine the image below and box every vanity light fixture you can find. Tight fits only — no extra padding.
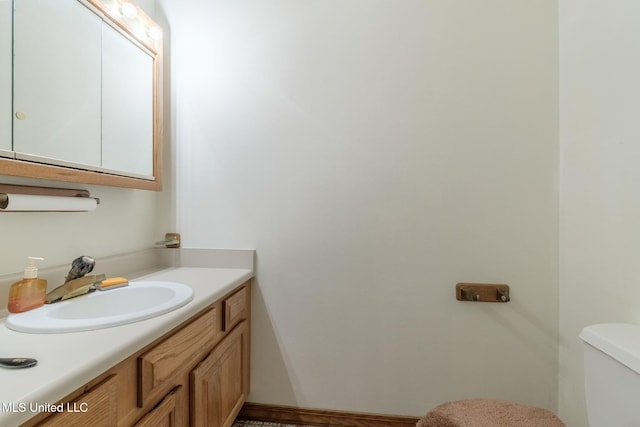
[94,0,162,50]
[0,184,99,212]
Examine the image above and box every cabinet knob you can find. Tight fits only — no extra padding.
[15,112,26,120]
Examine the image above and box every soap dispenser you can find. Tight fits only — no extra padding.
[7,257,47,313]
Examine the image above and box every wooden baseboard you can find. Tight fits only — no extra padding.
[239,402,420,427]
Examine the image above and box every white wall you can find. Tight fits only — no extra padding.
[161,0,559,417]
[558,1,640,425]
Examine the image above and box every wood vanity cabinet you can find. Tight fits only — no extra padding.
[22,281,250,427]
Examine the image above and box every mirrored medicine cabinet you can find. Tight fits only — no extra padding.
[0,0,162,190]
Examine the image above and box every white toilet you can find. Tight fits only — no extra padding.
[580,323,640,426]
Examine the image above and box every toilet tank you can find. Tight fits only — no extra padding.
[580,323,640,427]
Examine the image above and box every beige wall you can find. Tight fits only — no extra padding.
[558,1,640,425]
[161,0,559,417]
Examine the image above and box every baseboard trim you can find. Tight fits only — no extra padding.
[239,402,420,427]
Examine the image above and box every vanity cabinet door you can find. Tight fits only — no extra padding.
[190,321,249,427]
[134,386,183,427]
[102,22,154,178]
[13,0,102,168]
[0,0,11,156]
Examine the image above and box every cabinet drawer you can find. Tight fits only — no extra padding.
[38,375,117,427]
[223,286,248,332]
[138,308,216,407]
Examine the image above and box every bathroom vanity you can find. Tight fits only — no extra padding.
[0,261,253,427]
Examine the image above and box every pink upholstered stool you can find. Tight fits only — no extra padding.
[417,399,565,427]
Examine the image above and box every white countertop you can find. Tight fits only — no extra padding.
[0,266,253,427]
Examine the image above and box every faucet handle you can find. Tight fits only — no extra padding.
[64,255,95,283]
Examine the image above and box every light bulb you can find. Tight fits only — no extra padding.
[147,26,163,40]
[120,2,138,19]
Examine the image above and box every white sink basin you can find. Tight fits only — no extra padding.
[5,281,193,333]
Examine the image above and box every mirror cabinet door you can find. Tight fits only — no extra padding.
[13,0,102,168]
[0,0,11,156]
[2,0,161,190]
[102,22,154,179]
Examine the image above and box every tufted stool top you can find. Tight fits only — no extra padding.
[416,399,565,427]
